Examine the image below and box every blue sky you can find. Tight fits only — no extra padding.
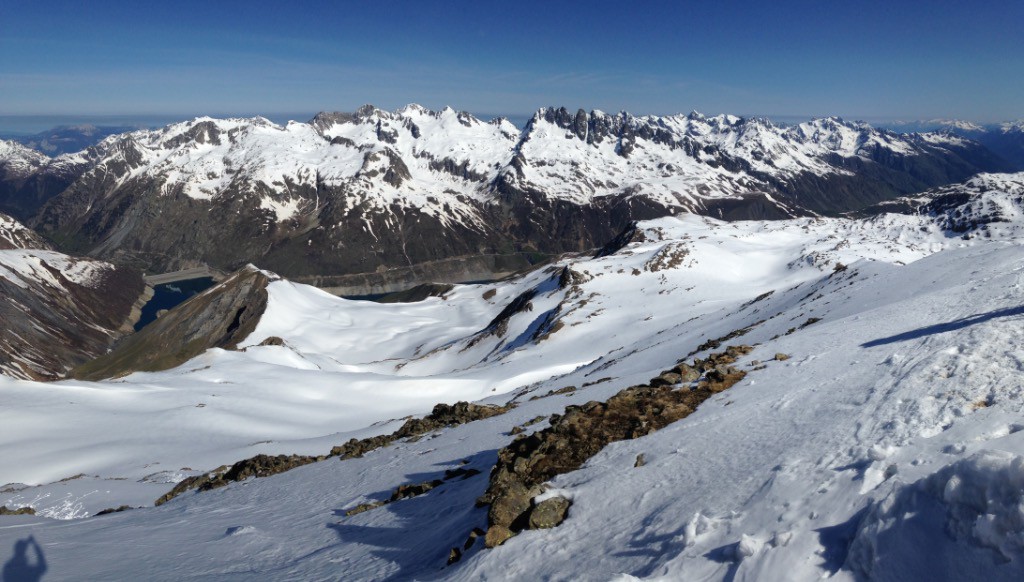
[1,0,1021,122]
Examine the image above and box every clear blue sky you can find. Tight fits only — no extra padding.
[1,0,1021,122]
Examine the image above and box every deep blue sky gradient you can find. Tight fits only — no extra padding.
[1,0,1021,122]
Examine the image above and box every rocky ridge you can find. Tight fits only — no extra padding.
[474,345,754,549]
[71,265,275,380]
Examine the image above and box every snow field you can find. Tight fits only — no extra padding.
[3,187,1024,578]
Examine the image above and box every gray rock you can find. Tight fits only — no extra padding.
[528,496,571,529]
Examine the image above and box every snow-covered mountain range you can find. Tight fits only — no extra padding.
[0,139,99,219]
[882,119,1024,168]
[0,105,1012,290]
[3,171,1024,579]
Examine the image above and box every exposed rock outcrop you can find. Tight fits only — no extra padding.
[156,401,513,506]
[476,345,754,547]
[0,505,36,516]
[72,266,273,380]
[330,401,514,459]
[155,454,321,506]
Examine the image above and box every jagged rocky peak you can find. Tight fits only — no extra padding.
[309,104,495,140]
[14,102,1014,290]
[168,119,224,147]
[408,104,484,126]
[354,103,388,121]
[792,116,862,137]
[119,117,261,153]
[524,107,624,148]
[524,106,897,155]
[309,111,357,132]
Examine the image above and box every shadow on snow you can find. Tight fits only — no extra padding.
[861,305,1024,348]
[325,450,498,580]
[2,536,47,582]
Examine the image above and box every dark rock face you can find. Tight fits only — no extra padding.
[0,166,82,222]
[0,143,92,222]
[95,505,134,516]
[375,282,454,303]
[35,175,302,274]
[593,222,643,258]
[476,345,754,547]
[71,266,272,380]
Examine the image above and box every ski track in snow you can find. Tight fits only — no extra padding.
[3,185,1024,579]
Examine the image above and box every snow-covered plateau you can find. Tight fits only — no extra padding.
[3,174,1024,580]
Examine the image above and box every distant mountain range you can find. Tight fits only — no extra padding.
[877,119,1024,167]
[1,105,1022,292]
[1,124,142,156]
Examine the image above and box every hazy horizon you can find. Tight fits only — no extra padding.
[2,0,1021,123]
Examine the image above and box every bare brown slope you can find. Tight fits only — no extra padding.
[72,266,273,380]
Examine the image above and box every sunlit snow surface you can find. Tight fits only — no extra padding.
[3,182,1024,579]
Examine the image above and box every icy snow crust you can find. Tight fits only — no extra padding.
[4,179,1024,578]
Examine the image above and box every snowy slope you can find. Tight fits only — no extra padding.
[0,140,49,178]
[3,175,1024,579]
[0,211,50,250]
